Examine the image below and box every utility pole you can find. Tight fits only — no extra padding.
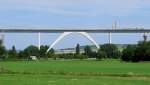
[109,32,112,44]
[109,21,117,44]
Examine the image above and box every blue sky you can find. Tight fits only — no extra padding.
[0,0,150,50]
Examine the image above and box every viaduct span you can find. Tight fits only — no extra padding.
[0,28,149,53]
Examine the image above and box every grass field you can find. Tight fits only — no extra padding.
[0,60,150,85]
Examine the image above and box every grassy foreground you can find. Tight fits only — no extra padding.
[0,60,150,85]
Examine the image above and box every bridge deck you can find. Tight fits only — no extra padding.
[0,28,150,33]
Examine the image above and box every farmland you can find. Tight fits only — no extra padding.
[0,60,150,85]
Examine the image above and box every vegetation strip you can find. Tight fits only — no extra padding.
[1,70,150,78]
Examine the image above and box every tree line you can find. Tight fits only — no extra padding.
[0,39,150,62]
[122,41,150,62]
[0,40,121,61]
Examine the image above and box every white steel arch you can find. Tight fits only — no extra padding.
[46,32,100,53]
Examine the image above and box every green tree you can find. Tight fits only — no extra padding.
[101,44,120,59]
[76,43,80,55]
[0,45,6,60]
[62,53,74,59]
[8,46,18,59]
[75,54,88,60]
[49,48,55,54]
[121,45,136,62]
[39,45,49,58]
[0,40,6,60]
[18,51,26,59]
[0,40,3,45]
[121,41,150,62]
[134,41,150,61]
[84,45,92,57]
[23,45,39,59]
[96,49,107,60]
[47,48,55,59]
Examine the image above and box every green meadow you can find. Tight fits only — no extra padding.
[0,60,150,85]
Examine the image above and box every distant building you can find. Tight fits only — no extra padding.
[55,47,96,54]
[55,48,76,54]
